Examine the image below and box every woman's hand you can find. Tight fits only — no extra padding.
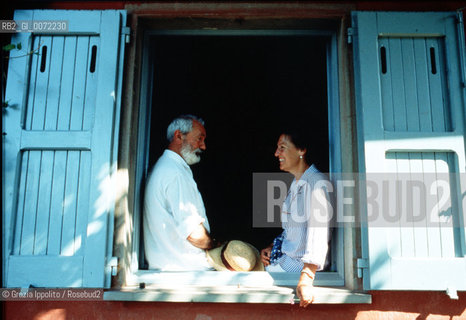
[296,263,318,307]
[260,245,273,267]
[296,281,314,307]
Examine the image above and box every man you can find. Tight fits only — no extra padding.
[143,115,215,270]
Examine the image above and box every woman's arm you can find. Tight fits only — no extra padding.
[296,182,331,306]
[296,263,318,307]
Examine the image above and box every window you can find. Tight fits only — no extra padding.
[5,8,463,303]
[129,21,345,293]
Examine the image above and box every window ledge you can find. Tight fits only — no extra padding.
[127,270,344,287]
[104,286,372,304]
[113,270,371,303]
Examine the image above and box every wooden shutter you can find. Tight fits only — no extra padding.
[352,11,466,290]
[3,10,126,288]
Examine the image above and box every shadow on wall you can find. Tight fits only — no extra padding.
[3,291,466,320]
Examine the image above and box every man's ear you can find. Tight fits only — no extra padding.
[173,129,184,142]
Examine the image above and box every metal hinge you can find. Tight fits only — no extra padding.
[456,9,464,24]
[347,27,354,44]
[108,257,118,276]
[446,287,459,300]
[357,258,368,279]
[121,26,130,44]
[456,10,466,88]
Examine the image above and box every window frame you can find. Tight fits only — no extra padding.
[129,26,345,290]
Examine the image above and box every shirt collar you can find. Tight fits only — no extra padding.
[164,149,190,170]
[297,164,319,185]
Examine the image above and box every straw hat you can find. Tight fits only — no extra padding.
[206,240,265,271]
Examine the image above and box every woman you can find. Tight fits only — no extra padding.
[261,129,332,307]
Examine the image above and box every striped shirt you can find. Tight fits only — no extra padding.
[275,165,332,272]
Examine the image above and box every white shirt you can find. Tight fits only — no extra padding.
[277,165,332,272]
[143,150,211,270]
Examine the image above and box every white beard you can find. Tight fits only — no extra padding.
[180,142,202,165]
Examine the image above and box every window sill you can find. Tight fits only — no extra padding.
[103,286,372,304]
[108,270,370,304]
[126,270,344,287]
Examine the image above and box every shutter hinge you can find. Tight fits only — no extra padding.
[108,257,118,276]
[456,10,464,24]
[347,27,354,44]
[456,10,466,88]
[121,26,131,44]
[357,258,368,279]
[446,287,459,300]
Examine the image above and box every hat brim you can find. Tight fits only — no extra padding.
[206,242,265,272]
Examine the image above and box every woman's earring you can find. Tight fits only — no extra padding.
[299,155,303,159]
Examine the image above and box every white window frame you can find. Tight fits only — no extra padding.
[128,28,344,291]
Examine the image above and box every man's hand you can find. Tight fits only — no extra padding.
[187,224,213,249]
[260,245,273,267]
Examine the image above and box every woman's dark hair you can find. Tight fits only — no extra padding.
[280,126,314,166]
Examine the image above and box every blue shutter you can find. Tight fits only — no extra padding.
[352,11,466,290]
[3,10,126,288]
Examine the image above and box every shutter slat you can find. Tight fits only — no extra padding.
[21,151,42,255]
[83,37,100,130]
[61,151,80,256]
[25,36,40,130]
[34,150,54,255]
[58,36,77,130]
[435,153,456,258]
[70,36,90,131]
[31,36,52,131]
[75,152,91,256]
[13,152,30,255]
[413,38,432,132]
[45,36,65,131]
[47,150,67,255]
[423,153,443,257]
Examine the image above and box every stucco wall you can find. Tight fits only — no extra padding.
[3,291,466,320]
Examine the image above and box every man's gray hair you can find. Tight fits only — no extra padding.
[166,114,205,142]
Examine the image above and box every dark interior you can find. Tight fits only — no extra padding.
[148,35,329,251]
